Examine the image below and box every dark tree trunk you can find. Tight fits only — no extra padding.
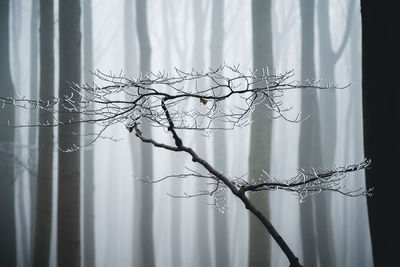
[361,1,399,266]
[0,1,17,266]
[57,0,81,266]
[136,1,155,266]
[0,1,16,265]
[248,1,273,266]
[82,0,95,266]
[298,1,321,267]
[32,0,54,266]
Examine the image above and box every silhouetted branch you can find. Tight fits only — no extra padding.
[236,158,371,199]
[2,65,365,267]
[1,65,346,132]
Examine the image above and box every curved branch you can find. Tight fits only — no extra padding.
[133,100,303,267]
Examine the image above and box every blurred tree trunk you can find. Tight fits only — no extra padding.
[32,0,54,266]
[299,2,355,266]
[17,178,29,267]
[10,3,30,265]
[317,0,354,161]
[192,2,212,266]
[124,0,137,78]
[248,1,273,266]
[58,0,81,266]
[361,1,399,266]
[0,0,16,266]
[210,1,229,267]
[103,161,119,266]
[123,1,142,265]
[29,1,39,257]
[298,1,321,267]
[160,2,183,266]
[313,1,355,266]
[348,19,370,266]
[342,18,370,266]
[82,0,95,266]
[317,0,336,161]
[136,1,155,266]
[9,2,30,266]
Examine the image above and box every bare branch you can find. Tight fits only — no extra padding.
[2,65,346,133]
[2,65,366,267]
[236,158,371,200]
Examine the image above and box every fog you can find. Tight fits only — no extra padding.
[2,0,372,266]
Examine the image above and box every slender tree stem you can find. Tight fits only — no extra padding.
[135,101,303,267]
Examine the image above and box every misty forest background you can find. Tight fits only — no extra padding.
[0,0,398,267]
